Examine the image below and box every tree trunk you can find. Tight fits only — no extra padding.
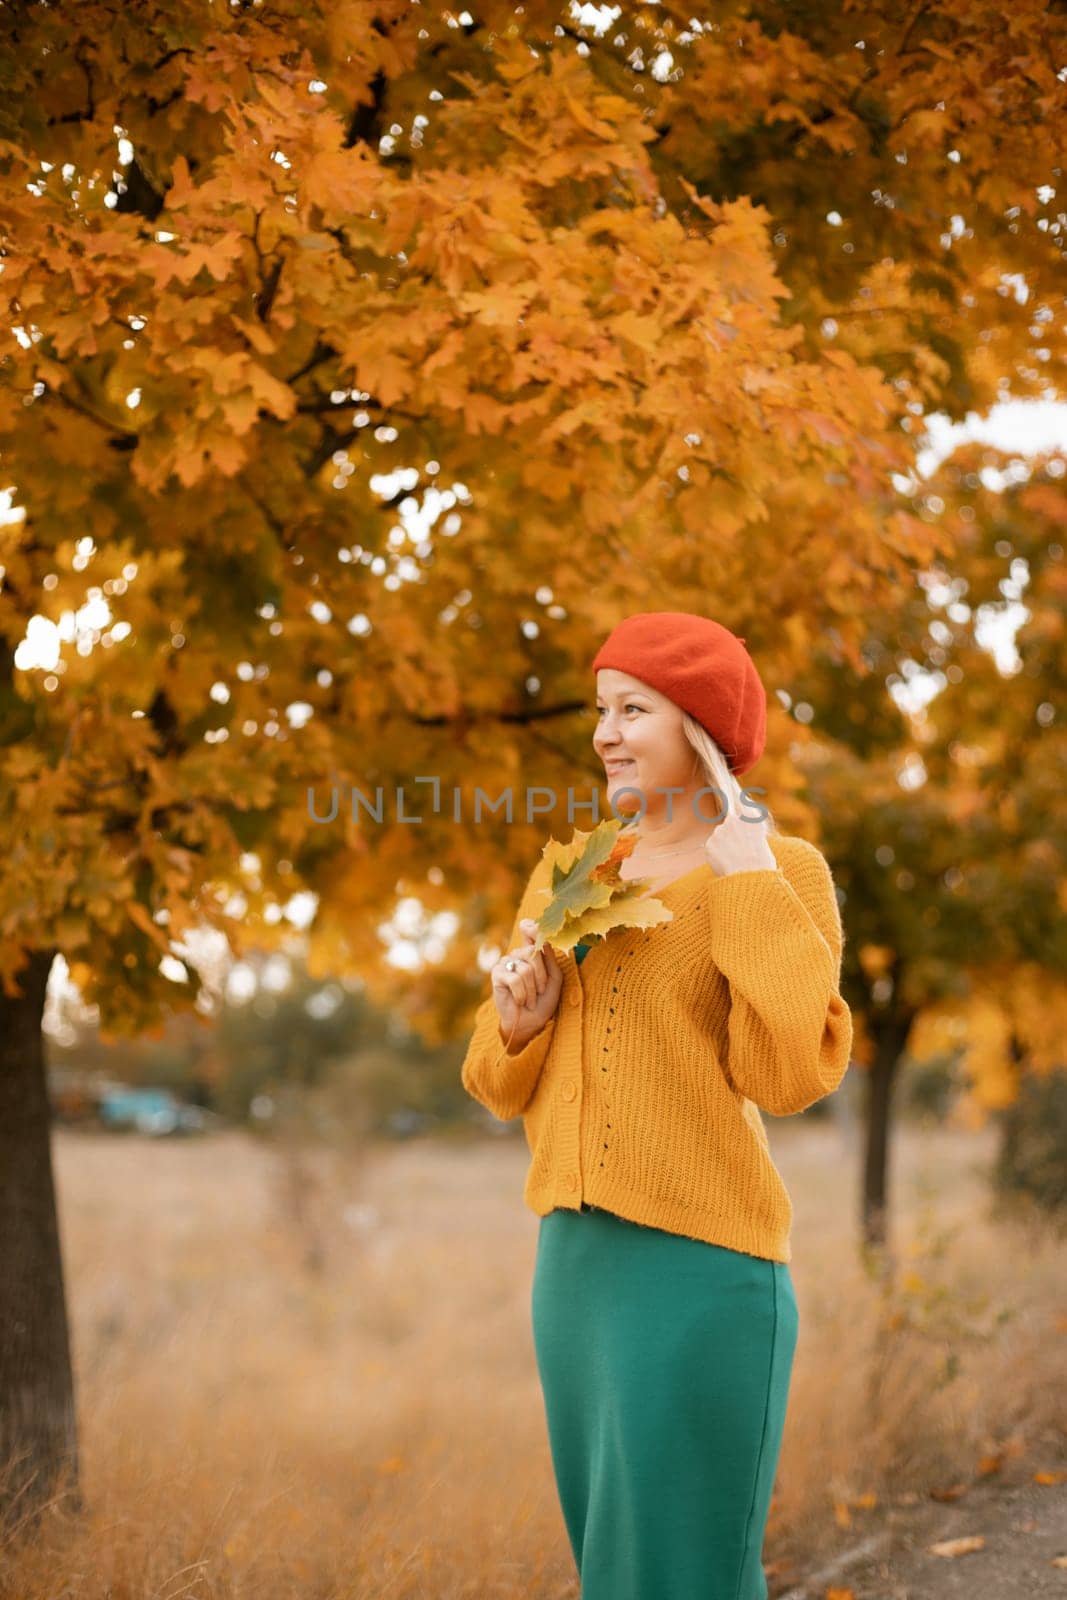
[0,947,82,1531]
[861,1011,913,1258]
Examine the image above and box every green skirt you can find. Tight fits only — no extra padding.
[531,1201,798,1600]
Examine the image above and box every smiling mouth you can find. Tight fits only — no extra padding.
[604,760,635,772]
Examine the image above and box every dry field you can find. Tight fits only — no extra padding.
[1,1111,1064,1599]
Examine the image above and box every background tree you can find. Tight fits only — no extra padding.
[790,445,1066,1250]
[1,0,1065,1521]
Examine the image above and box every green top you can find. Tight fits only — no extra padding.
[574,940,592,965]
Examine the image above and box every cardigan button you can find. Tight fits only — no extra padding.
[561,1079,577,1102]
[568,989,581,1007]
[564,1172,578,1192]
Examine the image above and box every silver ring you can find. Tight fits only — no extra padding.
[505,959,521,972]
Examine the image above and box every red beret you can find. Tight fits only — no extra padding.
[591,612,766,776]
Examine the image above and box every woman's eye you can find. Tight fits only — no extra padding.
[594,705,642,715]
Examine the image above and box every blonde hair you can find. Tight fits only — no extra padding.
[681,712,778,834]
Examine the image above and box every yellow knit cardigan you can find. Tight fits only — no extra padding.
[460,831,852,1262]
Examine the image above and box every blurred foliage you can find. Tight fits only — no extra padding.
[991,1069,1067,1218]
[5,0,1067,1045]
[899,1051,961,1123]
[46,956,477,1137]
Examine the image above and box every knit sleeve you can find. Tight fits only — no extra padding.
[702,837,853,1117]
[459,854,558,1122]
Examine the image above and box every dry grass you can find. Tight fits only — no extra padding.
[1,1113,1064,1598]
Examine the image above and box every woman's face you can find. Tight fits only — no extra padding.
[593,668,702,822]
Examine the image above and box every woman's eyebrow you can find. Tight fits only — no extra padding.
[595,691,653,703]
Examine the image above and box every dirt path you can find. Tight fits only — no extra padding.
[776,1446,1067,1599]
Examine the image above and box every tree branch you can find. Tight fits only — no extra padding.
[407,699,589,728]
[47,383,139,449]
[286,340,338,386]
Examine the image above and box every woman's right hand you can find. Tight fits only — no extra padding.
[492,919,564,1052]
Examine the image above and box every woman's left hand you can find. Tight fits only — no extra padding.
[702,807,779,878]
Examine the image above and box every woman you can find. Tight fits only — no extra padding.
[460,612,853,1600]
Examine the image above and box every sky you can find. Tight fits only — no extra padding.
[896,399,1067,701]
[914,399,1067,478]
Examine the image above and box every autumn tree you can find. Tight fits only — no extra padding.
[788,445,1067,1249]
[902,446,1067,1130]
[1,0,1065,1519]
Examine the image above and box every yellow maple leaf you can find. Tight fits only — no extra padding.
[526,820,673,955]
